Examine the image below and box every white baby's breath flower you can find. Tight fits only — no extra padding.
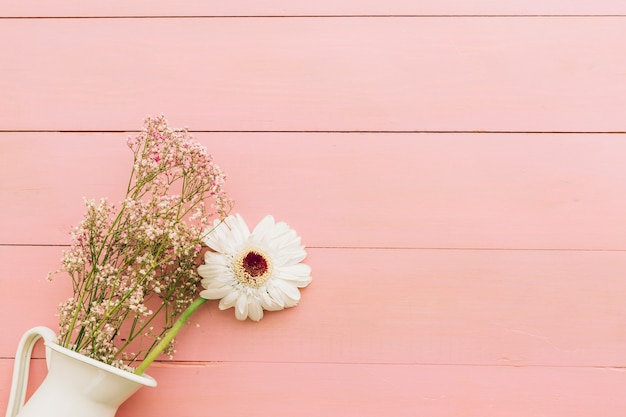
[198,214,312,321]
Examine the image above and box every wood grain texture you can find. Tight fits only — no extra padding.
[2,4,626,417]
[3,245,626,368]
[4,0,626,17]
[2,132,626,250]
[1,18,626,132]
[2,359,626,417]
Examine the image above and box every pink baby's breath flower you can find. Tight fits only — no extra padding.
[54,115,232,370]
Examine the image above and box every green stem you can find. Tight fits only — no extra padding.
[134,297,207,375]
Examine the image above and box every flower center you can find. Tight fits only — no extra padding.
[233,248,273,287]
[243,252,268,276]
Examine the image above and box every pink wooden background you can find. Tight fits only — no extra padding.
[2,2,626,416]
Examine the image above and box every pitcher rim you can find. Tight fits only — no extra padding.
[44,342,158,387]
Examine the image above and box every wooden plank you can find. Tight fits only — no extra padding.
[2,132,626,250]
[3,246,626,367]
[2,359,626,417]
[1,18,626,132]
[4,1,626,17]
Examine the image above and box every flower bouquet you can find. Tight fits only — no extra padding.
[6,116,312,417]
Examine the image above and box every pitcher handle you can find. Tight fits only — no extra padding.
[5,326,58,417]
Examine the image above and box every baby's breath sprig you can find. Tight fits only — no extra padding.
[55,116,232,371]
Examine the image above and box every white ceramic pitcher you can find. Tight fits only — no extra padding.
[5,327,156,417]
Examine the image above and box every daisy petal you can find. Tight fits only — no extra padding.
[199,286,231,300]
[260,291,282,311]
[218,291,239,310]
[266,284,286,308]
[247,301,264,321]
[203,215,250,253]
[198,262,228,280]
[275,280,301,308]
[251,215,275,240]
[275,264,313,287]
[235,293,249,320]
[231,214,251,245]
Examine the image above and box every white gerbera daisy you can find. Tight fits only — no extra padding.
[198,214,312,321]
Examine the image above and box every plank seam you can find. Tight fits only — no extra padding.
[1,356,624,370]
[3,244,626,252]
[2,130,626,135]
[2,15,626,19]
